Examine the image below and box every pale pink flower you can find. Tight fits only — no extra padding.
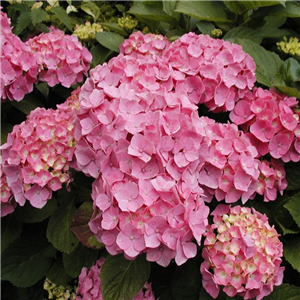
[26,27,92,88]
[201,205,284,300]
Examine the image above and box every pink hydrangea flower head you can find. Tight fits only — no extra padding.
[120,31,170,58]
[162,32,256,112]
[0,11,38,101]
[201,204,284,300]
[74,41,211,266]
[230,87,300,162]
[0,156,16,217]
[26,27,92,88]
[76,257,156,300]
[1,106,77,208]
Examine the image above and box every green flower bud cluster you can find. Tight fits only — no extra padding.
[73,21,103,42]
[211,28,223,38]
[43,278,76,300]
[277,37,300,57]
[118,16,138,32]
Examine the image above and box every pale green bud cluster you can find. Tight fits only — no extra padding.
[43,278,77,300]
[73,21,103,42]
[211,28,223,38]
[277,37,300,57]
[118,16,138,32]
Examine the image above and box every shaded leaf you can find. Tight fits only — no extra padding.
[1,123,13,145]
[100,22,128,36]
[1,213,23,254]
[101,254,151,300]
[171,256,201,300]
[275,218,299,235]
[235,1,285,15]
[128,2,178,25]
[275,86,300,99]
[270,1,300,18]
[1,236,56,287]
[46,258,73,286]
[10,95,44,115]
[284,192,300,229]
[224,27,263,44]
[175,1,233,23]
[95,31,125,53]
[47,199,79,254]
[35,82,49,99]
[196,21,215,35]
[63,243,99,278]
[70,201,104,249]
[285,161,300,190]
[15,197,58,224]
[284,237,300,272]
[264,284,300,300]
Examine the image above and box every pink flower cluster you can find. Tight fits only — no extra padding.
[76,257,156,300]
[120,31,170,58]
[230,87,300,162]
[201,205,284,300]
[74,32,289,267]
[163,32,256,112]
[0,157,15,217]
[0,10,38,101]
[26,27,92,88]
[75,51,212,267]
[1,103,78,209]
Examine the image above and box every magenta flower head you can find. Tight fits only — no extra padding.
[0,156,16,217]
[162,32,256,112]
[76,257,156,300]
[1,104,78,209]
[0,10,38,102]
[230,87,300,162]
[120,31,170,58]
[201,204,284,300]
[26,27,92,88]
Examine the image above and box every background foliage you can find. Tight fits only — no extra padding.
[1,1,300,300]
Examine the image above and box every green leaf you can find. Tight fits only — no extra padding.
[15,197,58,224]
[263,284,300,300]
[128,2,178,25]
[1,213,23,254]
[46,258,73,286]
[275,218,299,235]
[1,123,13,145]
[51,6,73,31]
[275,86,300,99]
[196,21,215,35]
[224,27,263,44]
[101,254,151,300]
[80,1,100,21]
[175,1,233,23]
[30,8,47,26]
[63,243,99,278]
[284,237,300,272]
[284,192,300,228]
[70,201,104,249]
[100,22,128,36]
[270,1,300,18]
[234,1,285,15]
[95,31,124,53]
[10,95,44,115]
[14,11,31,35]
[1,236,56,287]
[47,199,79,254]
[35,82,49,99]
[163,0,178,16]
[235,38,284,87]
[279,58,300,87]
